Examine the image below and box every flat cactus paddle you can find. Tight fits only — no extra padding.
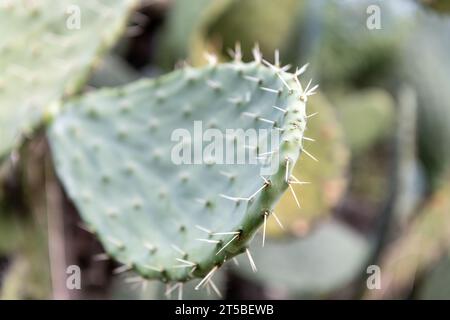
[48,50,317,288]
[0,0,137,161]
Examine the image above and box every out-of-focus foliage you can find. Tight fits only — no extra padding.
[89,54,140,88]
[417,255,450,299]
[157,0,232,68]
[235,221,369,298]
[0,0,138,161]
[399,12,450,188]
[334,89,395,155]
[157,0,303,67]
[365,177,450,299]
[298,0,412,88]
[421,0,450,13]
[206,0,303,59]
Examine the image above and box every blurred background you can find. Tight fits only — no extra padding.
[1,0,450,299]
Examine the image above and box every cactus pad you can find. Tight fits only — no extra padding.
[48,56,316,284]
[0,0,137,160]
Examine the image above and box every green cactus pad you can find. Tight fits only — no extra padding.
[48,57,316,284]
[0,0,137,161]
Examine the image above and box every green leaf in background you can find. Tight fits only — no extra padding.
[235,220,370,298]
[0,0,137,161]
[334,88,395,156]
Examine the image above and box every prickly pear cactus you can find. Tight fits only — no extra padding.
[0,0,137,161]
[48,52,317,286]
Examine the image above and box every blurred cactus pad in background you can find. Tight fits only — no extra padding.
[1,0,450,300]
